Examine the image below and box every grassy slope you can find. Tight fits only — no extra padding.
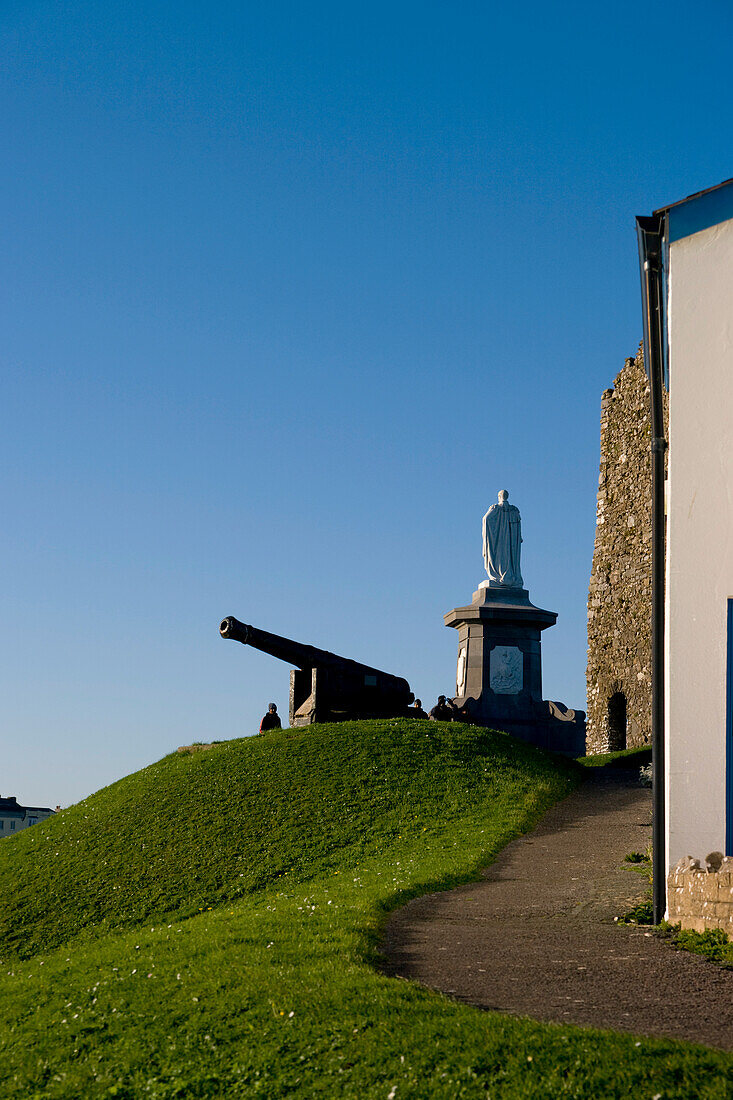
[0,719,572,959]
[0,720,730,1099]
[578,745,652,768]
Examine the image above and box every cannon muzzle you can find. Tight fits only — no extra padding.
[220,616,250,644]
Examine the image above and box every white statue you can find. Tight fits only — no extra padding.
[482,490,523,587]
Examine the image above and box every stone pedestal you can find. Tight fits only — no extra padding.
[444,584,585,755]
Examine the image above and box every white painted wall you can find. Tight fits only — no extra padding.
[666,215,733,884]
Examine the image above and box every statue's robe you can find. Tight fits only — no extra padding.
[483,502,523,587]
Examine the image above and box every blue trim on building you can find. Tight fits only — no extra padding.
[727,600,733,856]
[669,181,733,243]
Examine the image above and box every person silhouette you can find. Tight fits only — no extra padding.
[259,703,281,732]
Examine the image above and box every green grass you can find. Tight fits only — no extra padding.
[0,719,574,961]
[618,900,655,926]
[578,745,652,769]
[0,719,730,1098]
[658,925,733,969]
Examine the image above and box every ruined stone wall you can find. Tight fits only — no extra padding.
[668,855,733,935]
[586,350,659,753]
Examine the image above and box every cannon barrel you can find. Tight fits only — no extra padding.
[219,616,410,692]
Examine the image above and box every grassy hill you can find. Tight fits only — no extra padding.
[0,720,730,1098]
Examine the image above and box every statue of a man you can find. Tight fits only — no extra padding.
[482,490,523,587]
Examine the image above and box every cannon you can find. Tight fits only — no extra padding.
[220,616,414,726]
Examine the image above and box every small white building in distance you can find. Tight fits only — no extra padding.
[638,177,733,912]
[0,795,55,837]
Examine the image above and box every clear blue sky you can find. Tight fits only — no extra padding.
[2,0,731,806]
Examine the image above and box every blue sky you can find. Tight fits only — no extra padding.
[2,0,732,806]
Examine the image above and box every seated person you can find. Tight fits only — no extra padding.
[409,698,429,719]
[429,695,456,722]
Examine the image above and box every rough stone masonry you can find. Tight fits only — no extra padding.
[585,349,667,754]
[668,854,733,937]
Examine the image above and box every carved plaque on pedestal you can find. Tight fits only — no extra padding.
[490,645,523,694]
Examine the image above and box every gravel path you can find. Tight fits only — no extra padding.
[382,766,733,1050]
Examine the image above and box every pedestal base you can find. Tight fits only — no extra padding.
[444,583,585,755]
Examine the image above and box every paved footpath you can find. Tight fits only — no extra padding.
[382,767,733,1050]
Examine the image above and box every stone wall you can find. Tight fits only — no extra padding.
[586,349,661,753]
[668,855,733,935]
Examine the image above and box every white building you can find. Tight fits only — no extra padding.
[638,177,733,913]
[0,795,55,837]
